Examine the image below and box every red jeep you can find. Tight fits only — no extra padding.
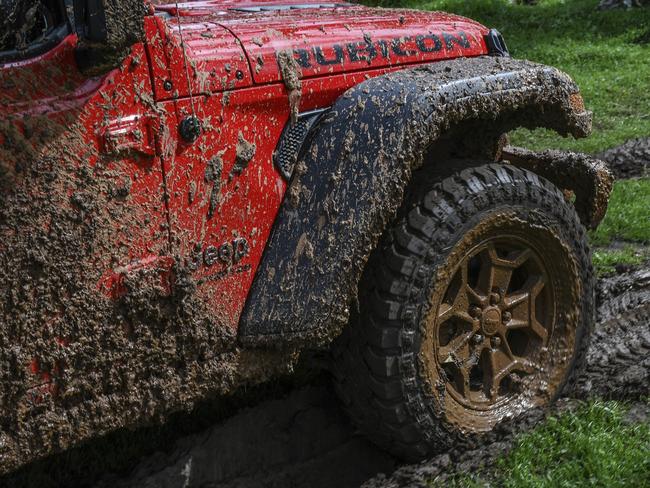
[0,0,611,473]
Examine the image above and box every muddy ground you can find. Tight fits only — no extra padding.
[84,264,649,488]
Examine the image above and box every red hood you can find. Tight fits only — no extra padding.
[152,1,489,89]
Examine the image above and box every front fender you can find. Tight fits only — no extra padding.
[239,56,592,346]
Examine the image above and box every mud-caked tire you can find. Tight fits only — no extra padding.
[331,163,594,460]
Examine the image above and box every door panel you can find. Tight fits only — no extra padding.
[159,85,290,328]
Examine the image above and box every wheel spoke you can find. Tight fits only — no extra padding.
[486,349,512,398]
[438,261,473,322]
[529,319,549,342]
[503,290,530,310]
[457,363,472,397]
[439,331,473,363]
[476,244,532,296]
[497,330,515,359]
[503,275,549,344]
[508,248,533,268]
[433,236,557,407]
[505,319,529,329]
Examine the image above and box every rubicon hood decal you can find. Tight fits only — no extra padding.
[154,3,488,85]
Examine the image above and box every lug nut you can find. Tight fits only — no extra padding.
[502,311,512,323]
[470,305,482,318]
[491,336,501,348]
[489,292,501,305]
[473,334,484,344]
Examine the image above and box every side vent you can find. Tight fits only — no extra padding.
[274,109,327,181]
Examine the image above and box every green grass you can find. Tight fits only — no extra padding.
[431,401,650,487]
[590,178,650,245]
[592,246,647,275]
[493,401,650,488]
[368,0,650,154]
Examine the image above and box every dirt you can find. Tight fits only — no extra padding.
[502,145,612,229]
[84,266,649,488]
[75,0,148,75]
[0,28,626,482]
[230,132,257,178]
[276,50,303,125]
[0,30,296,477]
[596,137,650,179]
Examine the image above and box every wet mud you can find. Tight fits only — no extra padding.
[276,50,303,124]
[596,137,650,179]
[502,145,612,229]
[89,267,649,488]
[0,113,297,474]
[75,0,148,75]
[241,56,594,348]
[0,32,296,477]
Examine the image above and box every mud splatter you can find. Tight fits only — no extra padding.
[205,151,224,218]
[277,50,303,125]
[230,132,256,178]
[0,44,294,476]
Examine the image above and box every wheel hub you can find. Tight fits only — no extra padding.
[480,307,501,336]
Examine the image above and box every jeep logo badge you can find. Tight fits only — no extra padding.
[187,237,249,271]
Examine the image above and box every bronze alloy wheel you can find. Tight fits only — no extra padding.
[332,164,592,460]
[419,207,583,433]
[432,236,556,412]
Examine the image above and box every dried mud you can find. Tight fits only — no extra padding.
[89,267,649,488]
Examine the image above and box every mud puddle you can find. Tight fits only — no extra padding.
[89,266,649,488]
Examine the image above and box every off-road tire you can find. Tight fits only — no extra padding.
[331,163,594,460]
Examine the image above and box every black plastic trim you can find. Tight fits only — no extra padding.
[484,28,510,57]
[0,23,71,64]
[274,108,329,181]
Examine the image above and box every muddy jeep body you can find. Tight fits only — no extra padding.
[0,0,611,473]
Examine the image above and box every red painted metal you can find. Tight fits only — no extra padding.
[1,0,489,395]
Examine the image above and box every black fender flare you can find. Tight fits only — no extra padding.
[239,56,593,346]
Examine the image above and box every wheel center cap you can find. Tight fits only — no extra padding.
[481,307,501,335]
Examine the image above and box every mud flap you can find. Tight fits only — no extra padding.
[502,146,613,230]
[239,56,593,347]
